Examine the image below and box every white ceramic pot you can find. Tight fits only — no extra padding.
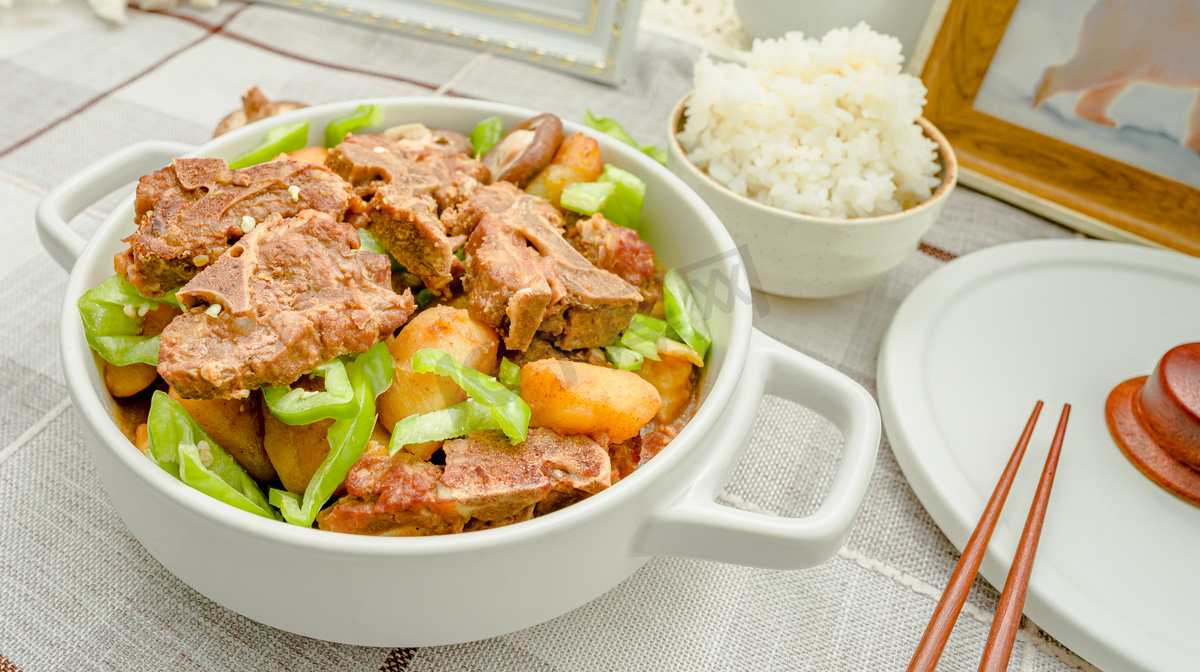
[37,98,880,646]
[667,95,958,299]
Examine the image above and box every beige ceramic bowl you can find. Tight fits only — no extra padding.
[667,95,958,299]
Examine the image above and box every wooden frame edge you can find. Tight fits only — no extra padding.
[958,167,1164,248]
[912,0,1200,256]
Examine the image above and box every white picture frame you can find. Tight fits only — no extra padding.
[247,0,643,86]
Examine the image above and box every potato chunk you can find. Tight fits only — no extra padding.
[525,133,603,209]
[141,303,181,336]
[378,305,500,458]
[263,411,333,495]
[520,359,660,443]
[636,354,694,424]
[104,362,159,398]
[169,387,276,483]
[286,146,329,166]
[134,423,150,455]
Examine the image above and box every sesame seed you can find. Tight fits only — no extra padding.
[193,254,209,266]
[299,389,319,400]
[241,215,256,233]
[137,302,151,317]
[206,304,222,318]
[197,441,213,467]
[123,304,137,318]
[373,146,388,154]
[288,185,301,202]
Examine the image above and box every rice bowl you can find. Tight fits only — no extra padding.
[667,98,957,298]
[677,24,941,219]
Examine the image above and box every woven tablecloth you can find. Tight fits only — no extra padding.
[0,2,1101,670]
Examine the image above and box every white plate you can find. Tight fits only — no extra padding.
[878,239,1200,672]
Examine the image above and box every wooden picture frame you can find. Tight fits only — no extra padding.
[907,0,1200,255]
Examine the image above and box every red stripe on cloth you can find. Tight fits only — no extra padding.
[216,31,448,93]
[918,242,957,262]
[134,4,484,96]
[0,4,247,160]
[1,0,483,161]
[130,2,240,28]
[0,653,24,672]
[380,647,417,671]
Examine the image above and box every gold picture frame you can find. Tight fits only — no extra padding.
[908,0,1200,255]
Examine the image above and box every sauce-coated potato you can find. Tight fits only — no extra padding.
[636,354,694,424]
[134,423,150,455]
[104,362,159,398]
[520,359,661,443]
[141,303,181,336]
[525,133,603,209]
[262,411,333,494]
[170,388,277,483]
[285,146,329,166]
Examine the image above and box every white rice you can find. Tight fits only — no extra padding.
[678,23,942,219]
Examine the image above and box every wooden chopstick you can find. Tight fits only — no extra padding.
[978,404,1071,672]
[907,401,1044,672]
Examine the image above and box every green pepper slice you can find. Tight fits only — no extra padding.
[414,288,436,308]
[77,274,180,366]
[598,164,646,230]
[498,357,521,391]
[325,104,385,148]
[605,345,644,371]
[270,341,393,527]
[620,313,668,362]
[560,181,615,216]
[262,359,356,425]
[357,229,404,273]
[468,116,503,158]
[146,391,277,519]
[559,164,646,229]
[583,110,668,165]
[387,400,500,456]
[229,120,310,169]
[410,348,530,444]
[663,269,712,361]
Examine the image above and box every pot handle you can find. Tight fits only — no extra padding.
[638,329,880,570]
[36,140,196,272]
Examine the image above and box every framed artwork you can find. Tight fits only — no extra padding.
[908,0,1200,255]
[247,0,643,85]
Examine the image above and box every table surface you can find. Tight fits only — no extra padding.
[0,1,1106,670]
